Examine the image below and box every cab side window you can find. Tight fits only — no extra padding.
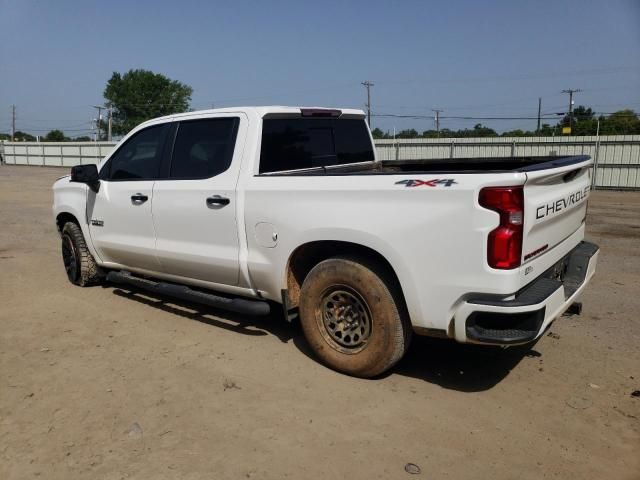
[169,118,239,179]
[103,124,168,180]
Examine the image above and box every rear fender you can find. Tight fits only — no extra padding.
[281,227,421,326]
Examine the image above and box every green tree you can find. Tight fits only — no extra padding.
[600,109,640,135]
[396,129,419,138]
[13,131,36,141]
[371,127,388,139]
[501,129,528,137]
[538,123,557,136]
[72,136,92,141]
[561,105,594,125]
[459,123,497,138]
[104,69,193,135]
[44,129,68,142]
[421,129,439,138]
[368,106,639,139]
[559,105,596,135]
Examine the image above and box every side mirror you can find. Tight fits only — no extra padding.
[70,164,100,191]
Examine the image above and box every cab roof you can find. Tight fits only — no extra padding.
[145,106,366,125]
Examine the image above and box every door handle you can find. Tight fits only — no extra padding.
[206,195,230,207]
[131,193,148,204]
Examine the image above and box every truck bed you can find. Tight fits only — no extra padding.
[265,155,590,176]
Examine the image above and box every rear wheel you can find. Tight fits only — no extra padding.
[61,222,102,286]
[299,256,411,378]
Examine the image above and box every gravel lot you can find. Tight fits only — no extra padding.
[1,165,638,480]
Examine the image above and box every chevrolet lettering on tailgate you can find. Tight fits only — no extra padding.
[535,186,590,220]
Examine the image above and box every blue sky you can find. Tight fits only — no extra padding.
[1,0,639,136]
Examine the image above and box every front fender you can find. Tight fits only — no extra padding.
[52,179,103,263]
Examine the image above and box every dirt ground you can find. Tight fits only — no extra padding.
[0,165,638,480]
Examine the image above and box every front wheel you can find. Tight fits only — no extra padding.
[299,256,411,378]
[61,222,102,286]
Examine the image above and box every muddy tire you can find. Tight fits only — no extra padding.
[61,222,102,286]
[299,256,411,378]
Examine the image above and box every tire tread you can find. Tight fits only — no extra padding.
[299,255,412,378]
[62,222,102,286]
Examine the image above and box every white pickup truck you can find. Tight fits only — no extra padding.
[53,106,599,377]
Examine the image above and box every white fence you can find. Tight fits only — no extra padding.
[2,135,639,189]
[375,135,640,190]
[0,142,116,168]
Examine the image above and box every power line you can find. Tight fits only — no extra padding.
[16,127,98,132]
[19,122,93,130]
[368,65,640,90]
[372,112,637,120]
[9,117,96,123]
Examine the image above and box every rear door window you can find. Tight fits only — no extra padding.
[169,118,239,179]
[259,118,374,173]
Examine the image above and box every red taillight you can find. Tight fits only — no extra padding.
[479,186,524,269]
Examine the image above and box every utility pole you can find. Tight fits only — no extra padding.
[107,105,113,141]
[561,89,582,132]
[361,81,374,127]
[536,97,542,133]
[11,105,16,141]
[92,105,104,141]
[432,109,443,137]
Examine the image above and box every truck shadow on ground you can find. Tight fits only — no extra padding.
[291,332,540,392]
[389,335,541,392]
[110,286,538,392]
[110,287,295,344]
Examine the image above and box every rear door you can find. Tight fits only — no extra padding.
[88,123,170,271]
[522,157,593,263]
[152,115,244,285]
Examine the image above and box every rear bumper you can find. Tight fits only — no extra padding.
[453,241,599,345]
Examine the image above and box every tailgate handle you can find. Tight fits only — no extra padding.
[563,169,581,183]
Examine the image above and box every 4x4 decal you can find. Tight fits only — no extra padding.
[395,179,458,187]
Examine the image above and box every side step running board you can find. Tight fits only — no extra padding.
[106,271,270,316]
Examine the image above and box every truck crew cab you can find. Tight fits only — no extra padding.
[53,106,599,377]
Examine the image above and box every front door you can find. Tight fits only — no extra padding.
[88,123,170,271]
[152,116,243,286]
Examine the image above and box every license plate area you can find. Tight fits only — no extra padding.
[542,241,598,298]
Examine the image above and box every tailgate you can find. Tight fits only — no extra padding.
[522,157,593,263]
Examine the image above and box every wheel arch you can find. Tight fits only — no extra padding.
[284,240,408,315]
[54,208,103,263]
[56,211,80,234]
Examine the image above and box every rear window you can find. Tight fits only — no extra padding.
[259,118,374,173]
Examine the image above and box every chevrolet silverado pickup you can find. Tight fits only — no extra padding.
[53,106,599,377]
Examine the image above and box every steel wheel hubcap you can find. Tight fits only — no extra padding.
[62,235,78,281]
[320,288,372,350]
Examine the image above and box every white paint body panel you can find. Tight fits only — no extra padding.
[52,106,597,341]
[152,113,249,286]
[86,180,159,271]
